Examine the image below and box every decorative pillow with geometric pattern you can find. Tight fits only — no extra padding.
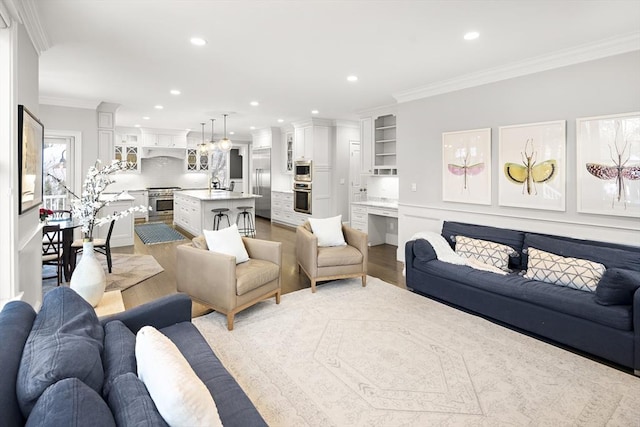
[454,235,517,272]
[524,247,606,292]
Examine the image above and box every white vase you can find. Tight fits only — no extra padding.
[70,241,106,307]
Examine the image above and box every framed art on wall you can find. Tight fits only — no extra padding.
[576,112,640,217]
[18,105,44,215]
[498,120,566,211]
[442,128,491,205]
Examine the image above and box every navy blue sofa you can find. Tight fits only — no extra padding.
[0,287,266,426]
[405,221,640,375]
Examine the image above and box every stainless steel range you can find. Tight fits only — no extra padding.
[147,187,181,221]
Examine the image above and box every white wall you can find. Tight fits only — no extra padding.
[397,51,640,260]
[333,121,359,219]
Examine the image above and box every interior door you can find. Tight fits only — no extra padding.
[349,141,363,206]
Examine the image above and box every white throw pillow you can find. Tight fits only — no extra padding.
[203,224,250,264]
[135,326,222,427]
[308,215,346,247]
[524,247,605,292]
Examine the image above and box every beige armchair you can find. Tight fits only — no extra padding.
[176,235,282,330]
[296,222,368,293]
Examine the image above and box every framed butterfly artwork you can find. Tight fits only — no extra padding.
[498,120,566,211]
[442,128,491,205]
[576,112,640,217]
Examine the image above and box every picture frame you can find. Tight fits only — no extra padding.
[576,112,640,217]
[442,128,491,205]
[18,105,44,215]
[498,120,566,211]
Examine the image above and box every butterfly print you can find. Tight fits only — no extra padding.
[448,152,484,190]
[504,139,557,195]
[586,139,640,207]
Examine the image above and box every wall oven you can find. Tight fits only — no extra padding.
[293,181,312,214]
[147,187,180,221]
[294,160,312,182]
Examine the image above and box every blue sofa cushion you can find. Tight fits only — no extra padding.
[17,287,105,417]
[102,320,137,399]
[523,233,640,272]
[0,301,36,427]
[25,378,115,427]
[414,260,632,331]
[595,268,640,306]
[442,222,525,269]
[413,238,437,262]
[160,322,267,427]
[107,373,168,427]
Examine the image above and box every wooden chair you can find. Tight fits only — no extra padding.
[70,220,115,274]
[42,225,63,286]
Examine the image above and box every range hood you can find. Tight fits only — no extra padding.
[141,146,185,159]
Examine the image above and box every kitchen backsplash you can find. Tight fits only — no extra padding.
[107,157,209,191]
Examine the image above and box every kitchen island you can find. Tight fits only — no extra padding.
[173,189,261,237]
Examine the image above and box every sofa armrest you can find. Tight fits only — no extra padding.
[634,286,640,372]
[176,244,238,311]
[296,225,318,274]
[101,293,192,334]
[243,237,282,266]
[343,225,368,268]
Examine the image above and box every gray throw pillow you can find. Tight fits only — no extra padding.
[107,373,168,427]
[102,321,137,399]
[25,378,115,427]
[595,268,640,306]
[17,287,105,417]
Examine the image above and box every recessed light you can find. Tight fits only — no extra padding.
[229,131,235,135]
[464,31,479,41]
[170,89,181,95]
[277,119,284,123]
[311,109,319,115]
[190,37,207,46]
[347,75,358,82]
[250,101,259,107]
[249,126,255,130]
[134,124,141,128]
[154,105,163,110]
[142,116,150,120]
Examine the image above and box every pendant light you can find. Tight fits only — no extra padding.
[198,122,208,154]
[208,118,218,151]
[218,113,232,152]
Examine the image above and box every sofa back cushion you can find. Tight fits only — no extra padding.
[595,268,640,306]
[17,287,105,417]
[102,320,136,399]
[107,373,168,427]
[442,221,525,269]
[0,301,36,427]
[523,233,640,272]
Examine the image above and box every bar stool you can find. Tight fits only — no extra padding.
[236,206,256,238]
[211,208,231,230]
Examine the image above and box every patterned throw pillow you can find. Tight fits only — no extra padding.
[455,235,516,271]
[524,247,605,292]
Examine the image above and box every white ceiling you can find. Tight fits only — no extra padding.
[35,0,640,139]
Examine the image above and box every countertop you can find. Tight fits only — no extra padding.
[352,199,398,209]
[175,189,261,201]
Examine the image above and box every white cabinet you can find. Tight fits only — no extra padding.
[97,198,135,247]
[185,148,209,172]
[284,132,294,174]
[128,190,149,220]
[360,117,373,175]
[114,145,140,172]
[294,126,313,160]
[272,191,309,227]
[140,129,188,148]
[350,204,368,233]
[174,193,201,236]
[350,203,398,246]
[252,127,281,149]
[373,114,397,175]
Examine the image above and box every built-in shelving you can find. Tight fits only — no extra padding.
[373,114,397,175]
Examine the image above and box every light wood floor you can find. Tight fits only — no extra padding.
[115,217,405,317]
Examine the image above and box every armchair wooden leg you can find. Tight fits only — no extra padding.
[311,280,317,293]
[226,313,235,331]
[275,290,281,304]
[362,274,367,287]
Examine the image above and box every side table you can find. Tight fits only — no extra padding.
[94,290,125,317]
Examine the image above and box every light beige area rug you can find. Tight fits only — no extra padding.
[43,254,163,293]
[193,277,640,427]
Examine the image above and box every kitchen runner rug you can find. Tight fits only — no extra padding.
[135,222,188,245]
[43,253,163,294]
[193,277,640,426]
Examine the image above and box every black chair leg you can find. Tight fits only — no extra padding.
[106,245,112,273]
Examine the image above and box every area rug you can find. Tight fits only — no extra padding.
[193,277,640,426]
[135,222,187,245]
[43,253,163,294]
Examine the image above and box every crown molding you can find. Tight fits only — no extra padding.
[332,119,359,129]
[393,32,640,104]
[39,96,100,110]
[6,0,49,53]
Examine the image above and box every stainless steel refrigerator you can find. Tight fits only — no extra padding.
[252,148,271,219]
